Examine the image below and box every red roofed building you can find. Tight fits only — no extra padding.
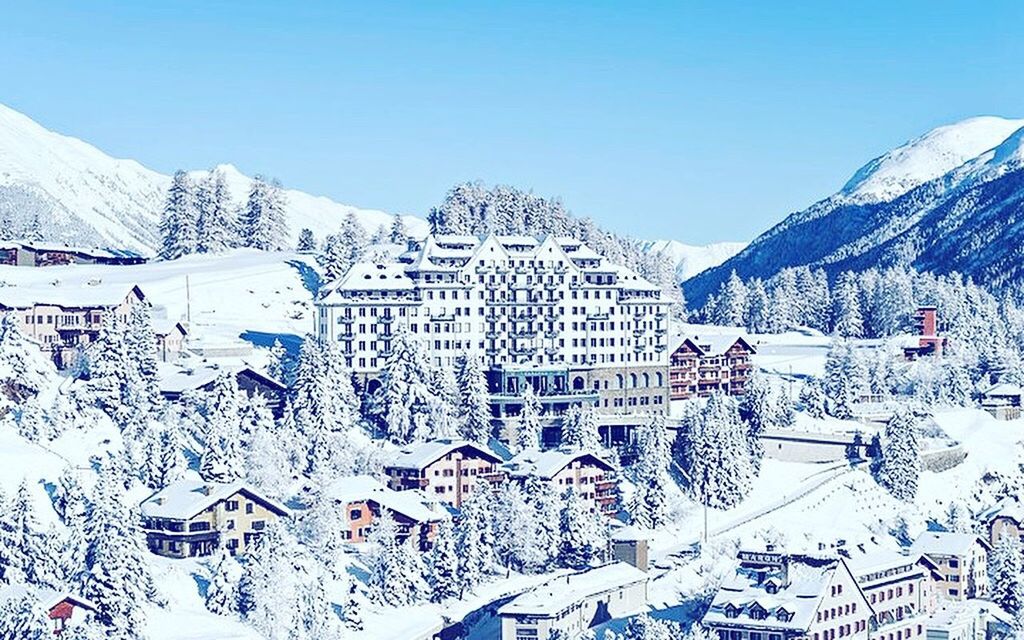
[668,335,756,400]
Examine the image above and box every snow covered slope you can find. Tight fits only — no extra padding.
[0,102,425,254]
[685,115,1024,305]
[645,239,747,281]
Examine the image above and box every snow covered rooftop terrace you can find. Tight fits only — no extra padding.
[910,531,988,557]
[497,562,647,618]
[140,479,289,521]
[326,474,450,524]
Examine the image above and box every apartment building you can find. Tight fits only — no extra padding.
[909,533,989,601]
[498,563,648,640]
[846,548,939,640]
[383,439,504,508]
[315,234,672,417]
[140,480,289,558]
[0,283,145,368]
[702,548,871,640]
[325,474,450,551]
[504,447,618,516]
[669,334,756,401]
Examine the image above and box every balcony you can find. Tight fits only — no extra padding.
[633,344,645,353]
[511,346,537,357]
[544,347,559,356]
[554,264,568,274]
[486,348,501,357]
[338,316,355,324]
[475,265,489,274]
[544,330,560,339]
[496,265,510,274]
[632,328,646,338]
[544,281,559,291]
[485,330,500,340]
[339,334,354,342]
[654,328,667,336]
[510,330,536,340]
[587,313,610,321]
[430,314,456,322]
[379,315,395,324]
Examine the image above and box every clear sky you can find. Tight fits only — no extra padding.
[2,1,1023,244]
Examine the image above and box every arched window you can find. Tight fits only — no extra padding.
[656,372,664,386]
[572,376,585,390]
[630,373,638,388]
[616,374,624,389]
[642,372,650,388]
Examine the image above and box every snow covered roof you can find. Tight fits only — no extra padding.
[504,447,614,480]
[335,263,416,292]
[326,475,450,524]
[844,546,926,583]
[982,383,1023,398]
[671,333,754,357]
[497,563,647,618]
[608,265,661,291]
[2,240,144,259]
[157,362,284,395]
[0,584,97,613]
[984,498,1024,525]
[152,319,187,337]
[703,556,846,632]
[910,531,989,557]
[386,439,502,470]
[0,283,144,310]
[140,479,289,521]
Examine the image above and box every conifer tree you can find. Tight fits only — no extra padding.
[0,313,54,407]
[297,228,316,252]
[389,215,408,244]
[455,491,495,597]
[877,408,921,502]
[159,170,198,259]
[989,532,1023,615]
[515,384,544,452]
[678,393,754,509]
[199,372,245,482]
[456,355,492,444]
[557,488,606,569]
[205,546,241,615]
[195,169,236,252]
[561,403,601,450]
[238,175,288,251]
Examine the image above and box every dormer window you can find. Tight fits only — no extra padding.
[724,604,740,619]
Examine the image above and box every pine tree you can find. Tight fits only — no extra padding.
[389,215,408,244]
[342,578,364,632]
[744,278,770,333]
[455,491,495,597]
[678,394,754,509]
[713,271,748,327]
[266,338,290,384]
[159,170,198,259]
[205,546,241,615]
[199,372,245,482]
[629,415,671,528]
[456,355,492,444]
[877,408,921,502]
[365,510,421,606]
[195,169,236,253]
[799,376,828,418]
[0,592,53,639]
[561,403,601,450]
[832,272,864,338]
[515,384,544,452]
[988,532,1024,615]
[297,228,316,252]
[823,338,865,418]
[557,488,607,569]
[237,521,309,637]
[238,175,288,251]
[371,329,434,444]
[0,313,54,408]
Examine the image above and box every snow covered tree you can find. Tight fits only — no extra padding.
[342,578,364,632]
[238,175,288,251]
[371,329,435,444]
[799,376,828,418]
[199,372,245,482]
[832,272,864,338]
[823,338,865,419]
[456,354,492,443]
[389,215,408,244]
[455,491,495,597]
[989,532,1024,615]
[1,481,45,585]
[557,488,607,569]
[944,501,974,534]
[195,169,236,253]
[0,592,53,639]
[629,415,671,528]
[0,313,53,408]
[159,169,198,259]
[515,384,544,452]
[205,546,241,615]
[125,304,162,412]
[297,228,316,252]
[265,338,291,385]
[561,403,600,450]
[622,613,680,640]
[744,278,770,333]
[237,520,310,637]
[713,271,748,327]
[677,393,754,509]
[876,408,921,502]
[365,510,424,606]
[491,481,547,574]
[426,520,460,602]
[317,213,367,281]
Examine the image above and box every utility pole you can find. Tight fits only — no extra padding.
[185,274,192,325]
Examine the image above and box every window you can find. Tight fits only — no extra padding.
[251,520,266,531]
[246,503,254,514]
[225,500,239,512]
[349,508,362,520]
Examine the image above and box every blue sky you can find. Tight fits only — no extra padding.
[2,1,1023,244]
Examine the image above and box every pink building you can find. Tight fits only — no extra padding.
[504,448,618,515]
[669,335,756,401]
[903,307,948,361]
[326,475,450,551]
[0,284,146,368]
[846,548,941,640]
[383,439,504,508]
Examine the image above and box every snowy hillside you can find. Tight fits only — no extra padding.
[644,239,746,281]
[0,102,425,254]
[685,115,1024,305]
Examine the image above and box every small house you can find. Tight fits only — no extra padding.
[383,439,504,508]
[326,475,450,550]
[980,383,1022,421]
[0,585,97,636]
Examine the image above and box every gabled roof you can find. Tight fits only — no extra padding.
[157,362,285,395]
[671,333,755,357]
[386,438,502,470]
[140,479,289,521]
[982,383,1023,398]
[0,283,145,310]
[326,475,450,524]
[910,531,991,557]
[498,563,647,618]
[0,584,98,613]
[504,447,615,480]
[153,319,187,337]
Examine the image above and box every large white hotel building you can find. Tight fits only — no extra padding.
[315,234,671,419]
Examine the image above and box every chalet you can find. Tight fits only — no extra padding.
[140,479,289,558]
[0,283,146,368]
[326,475,450,551]
[669,334,756,400]
[497,563,648,640]
[0,585,97,636]
[0,241,147,267]
[383,439,504,508]
[701,548,872,640]
[903,307,948,361]
[982,498,1024,550]
[158,362,288,417]
[980,383,1022,421]
[503,447,618,516]
[153,319,188,362]
[909,532,990,601]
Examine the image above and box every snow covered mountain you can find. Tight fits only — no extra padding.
[644,239,747,282]
[684,115,1024,306]
[0,102,425,254]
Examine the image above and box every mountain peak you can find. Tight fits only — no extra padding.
[839,115,1024,204]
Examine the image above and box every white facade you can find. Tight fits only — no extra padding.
[316,234,670,372]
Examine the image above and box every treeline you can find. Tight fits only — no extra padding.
[697,265,1024,384]
[158,169,289,259]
